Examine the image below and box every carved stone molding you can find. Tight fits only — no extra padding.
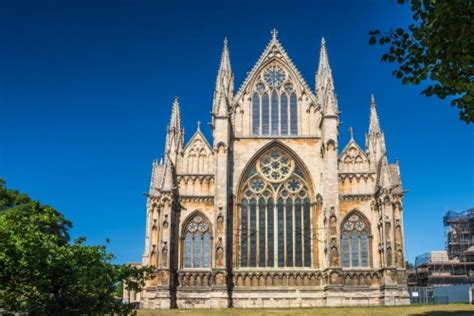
[339,194,373,201]
[233,271,323,287]
[178,271,212,287]
[179,196,214,202]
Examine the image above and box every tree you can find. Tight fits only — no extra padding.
[369,0,474,123]
[0,180,153,315]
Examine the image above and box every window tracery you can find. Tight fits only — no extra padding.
[183,214,211,269]
[240,149,311,268]
[252,66,298,136]
[341,213,369,268]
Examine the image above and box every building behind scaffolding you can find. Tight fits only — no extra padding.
[444,208,474,262]
[414,208,474,287]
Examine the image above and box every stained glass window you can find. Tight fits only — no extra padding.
[277,198,285,267]
[286,198,293,266]
[240,149,311,268]
[258,198,266,267]
[184,233,193,268]
[271,90,279,135]
[341,213,370,268]
[361,232,368,267]
[183,214,211,268]
[249,199,257,267]
[241,200,248,266]
[264,66,286,87]
[267,198,274,267]
[252,93,260,135]
[342,233,350,268]
[280,94,288,135]
[303,198,312,267]
[290,93,298,135]
[295,198,302,267]
[262,93,269,135]
[251,68,298,136]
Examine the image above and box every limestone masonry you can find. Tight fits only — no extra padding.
[139,30,409,309]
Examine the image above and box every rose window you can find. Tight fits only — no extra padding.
[257,151,294,183]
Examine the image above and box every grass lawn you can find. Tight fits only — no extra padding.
[138,304,474,316]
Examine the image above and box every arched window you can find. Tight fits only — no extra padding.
[183,213,211,268]
[271,90,279,135]
[280,94,288,135]
[290,93,298,135]
[252,93,260,135]
[239,148,312,268]
[341,213,369,268]
[250,66,298,136]
[262,93,269,135]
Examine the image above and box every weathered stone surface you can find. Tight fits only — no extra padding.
[136,32,408,309]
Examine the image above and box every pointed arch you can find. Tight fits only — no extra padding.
[243,57,312,137]
[237,140,315,197]
[181,211,212,269]
[340,210,371,269]
[236,141,315,269]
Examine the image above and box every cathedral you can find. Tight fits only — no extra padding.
[139,30,409,309]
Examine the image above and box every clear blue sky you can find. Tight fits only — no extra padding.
[1,0,473,264]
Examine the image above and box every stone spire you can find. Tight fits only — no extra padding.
[365,94,386,169]
[316,37,338,116]
[212,37,234,118]
[165,97,184,162]
[368,94,381,135]
[169,97,182,132]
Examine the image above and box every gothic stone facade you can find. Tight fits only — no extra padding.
[140,31,409,309]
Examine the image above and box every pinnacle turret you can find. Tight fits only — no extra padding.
[165,97,184,160]
[168,97,182,131]
[316,37,338,116]
[365,94,386,168]
[368,94,381,135]
[212,37,234,117]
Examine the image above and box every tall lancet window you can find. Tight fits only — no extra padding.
[341,213,370,268]
[183,213,211,268]
[239,148,312,268]
[262,93,270,135]
[252,93,260,135]
[271,90,279,135]
[290,92,298,135]
[251,66,298,136]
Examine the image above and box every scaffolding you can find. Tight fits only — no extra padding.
[413,208,474,287]
[414,251,474,286]
[444,208,474,261]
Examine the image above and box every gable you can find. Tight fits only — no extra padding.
[233,37,317,108]
[184,130,212,155]
[231,35,322,138]
[179,130,213,175]
[339,140,370,173]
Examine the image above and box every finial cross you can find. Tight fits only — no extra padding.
[271,28,278,40]
[349,127,354,140]
[197,120,201,130]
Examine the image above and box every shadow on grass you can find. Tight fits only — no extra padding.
[413,312,474,316]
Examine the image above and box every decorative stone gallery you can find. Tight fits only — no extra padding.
[139,30,409,309]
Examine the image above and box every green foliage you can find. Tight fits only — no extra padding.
[0,180,154,315]
[369,0,474,123]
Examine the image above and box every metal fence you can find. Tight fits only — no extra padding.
[408,285,472,304]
